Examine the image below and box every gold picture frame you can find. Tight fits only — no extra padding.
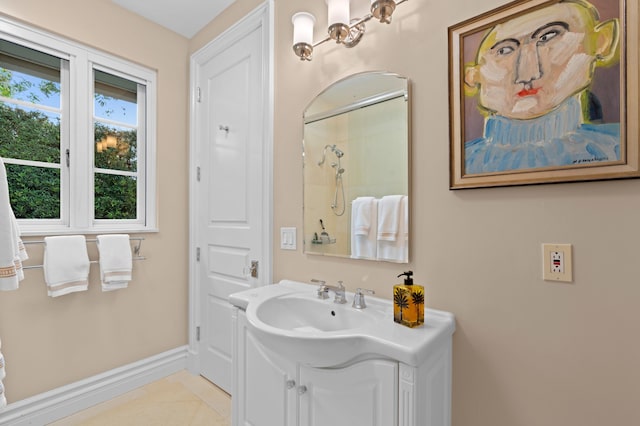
[449,0,638,189]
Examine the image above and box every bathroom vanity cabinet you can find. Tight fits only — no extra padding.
[231,308,452,426]
[229,280,455,426]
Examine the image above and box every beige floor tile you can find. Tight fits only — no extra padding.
[49,371,231,426]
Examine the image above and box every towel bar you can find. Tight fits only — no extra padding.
[22,256,145,271]
[23,237,144,255]
[21,237,145,270]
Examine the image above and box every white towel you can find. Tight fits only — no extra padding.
[0,337,4,382]
[0,380,5,410]
[351,197,378,260]
[0,337,5,408]
[97,234,132,292]
[377,195,408,262]
[44,236,90,297]
[0,351,4,381]
[377,195,404,241]
[0,157,28,291]
[353,197,375,235]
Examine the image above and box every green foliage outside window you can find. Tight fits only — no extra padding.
[0,103,60,162]
[94,122,138,219]
[0,89,138,221]
[5,163,60,219]
[0,103,61,219]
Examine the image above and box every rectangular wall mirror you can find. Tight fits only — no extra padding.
[303,72,410,263]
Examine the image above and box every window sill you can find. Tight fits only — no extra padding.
[18,225,159,237]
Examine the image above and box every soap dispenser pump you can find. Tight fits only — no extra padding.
[393,271,424,328]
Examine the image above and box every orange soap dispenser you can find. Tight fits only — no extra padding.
[393,271,424,328]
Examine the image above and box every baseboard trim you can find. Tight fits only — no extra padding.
[0,345,189,425]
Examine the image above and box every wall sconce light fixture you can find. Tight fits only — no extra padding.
[292,0,408,61]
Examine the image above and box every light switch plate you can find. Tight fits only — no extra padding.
[542,243,572,282]
[280,227,297,250]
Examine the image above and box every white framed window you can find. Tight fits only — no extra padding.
[0,17,157,235]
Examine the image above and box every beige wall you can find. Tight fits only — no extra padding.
[270,0,640,425]
[0,0,638,425]
[0,0,190,401]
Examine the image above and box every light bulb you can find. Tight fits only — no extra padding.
[292,12,315,46]
[292,12,316,60]
[327,0,349,27]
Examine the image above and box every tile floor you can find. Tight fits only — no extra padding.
[49,370,231,426]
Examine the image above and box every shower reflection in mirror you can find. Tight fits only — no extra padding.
[317,144,346,217]
[303,72,409,262]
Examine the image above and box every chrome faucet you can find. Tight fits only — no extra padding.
[311,279,347,304]
[352,288,375,309]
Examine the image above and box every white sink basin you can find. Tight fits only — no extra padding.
[255,293,382,333]
[230,280,455,367]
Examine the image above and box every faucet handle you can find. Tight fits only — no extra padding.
[312,279,329,299]
[352,288,375,309]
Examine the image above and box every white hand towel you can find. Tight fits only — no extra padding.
[0,351,5,381]
[0,380,6,410]
[377,196,408,262]
[97,235,132,292]
[0,351,4,381]
[44,236,90,297]
[376,195,404,242]
[0,337,3,382]
[0,337,5,407]
[351,197,378,260]
[353,197,375,235]
[0,157,28,291]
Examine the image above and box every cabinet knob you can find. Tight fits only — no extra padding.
[286,379,296,389]
[297,385,307,395]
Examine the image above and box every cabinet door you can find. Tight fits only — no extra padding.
[233,310,296,426]
[299,359,398,426]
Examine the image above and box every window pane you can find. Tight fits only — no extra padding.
[0,40,62,109]
[94,70,137,125]
[5,163,60,219]
[94,123,137,172]
[0,101,60,163]
[0,39,63,222]
[93,69,141,223]
[94,173,137,220]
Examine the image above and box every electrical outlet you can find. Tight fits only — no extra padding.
[550,250,564,273]
[542,244,572,282]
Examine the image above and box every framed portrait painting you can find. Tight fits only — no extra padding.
[448,0,639,188]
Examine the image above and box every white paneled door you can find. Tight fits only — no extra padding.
[191,4,272,393]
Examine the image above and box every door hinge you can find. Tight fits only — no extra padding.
[196,87,202,103]
[196,247,201,262]
[65,149,70,167]
[197,166,201,182]
[196,326,200,341]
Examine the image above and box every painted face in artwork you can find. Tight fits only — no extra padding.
[464,1,618,120]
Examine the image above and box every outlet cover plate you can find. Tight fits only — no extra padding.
[542,243,572,282]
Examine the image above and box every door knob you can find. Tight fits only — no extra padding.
[297,385,307,395]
